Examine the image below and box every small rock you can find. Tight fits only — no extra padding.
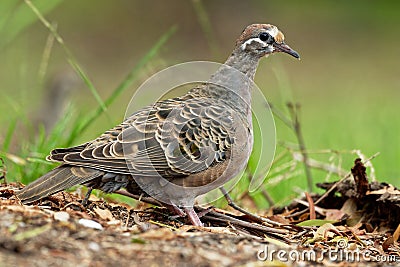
[78,219,103,230]
[54,211,70,222]
[88,242,100,251]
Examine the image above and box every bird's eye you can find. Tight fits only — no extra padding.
[259,32,273,44]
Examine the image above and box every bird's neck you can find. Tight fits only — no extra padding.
[223,50,261,81]
[200,50,260,113]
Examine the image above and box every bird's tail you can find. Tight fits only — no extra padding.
[17,166,102,204]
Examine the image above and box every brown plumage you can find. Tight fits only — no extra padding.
[17,24,299,226]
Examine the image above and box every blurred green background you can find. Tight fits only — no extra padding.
[1,0,399,206]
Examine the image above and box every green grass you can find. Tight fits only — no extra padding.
[1,1,177,188]
[0,0,63,49]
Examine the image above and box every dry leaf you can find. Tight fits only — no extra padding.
[393,223,400,242]
[93,207,114,221]
[382,236,394,252]
[325,209,347,221]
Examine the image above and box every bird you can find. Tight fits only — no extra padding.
[17,24,299,226]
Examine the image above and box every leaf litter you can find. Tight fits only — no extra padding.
[0,158,399,266]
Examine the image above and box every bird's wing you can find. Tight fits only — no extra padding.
[48,96,241,181]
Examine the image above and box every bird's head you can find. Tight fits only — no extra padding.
[237,24,300,59]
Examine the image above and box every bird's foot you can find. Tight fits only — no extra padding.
[166,204,186,222]
[165,204,203,226]
[166,204,186,217]
[183,207,203,227]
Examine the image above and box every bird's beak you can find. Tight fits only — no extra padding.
[273,42,300,59]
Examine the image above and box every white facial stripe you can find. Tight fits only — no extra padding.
[241,38,267,50]
[241,26,281,51]
[266,26,279,38]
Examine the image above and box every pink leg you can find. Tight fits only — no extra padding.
[183,207,203,227]
[166,204,186,217]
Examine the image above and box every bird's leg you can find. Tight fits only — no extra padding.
[183,207,203,227]
[165,203,186,218]
[165,204,203,226]
[81,187,93,206]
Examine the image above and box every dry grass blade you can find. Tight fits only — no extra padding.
[24,0,108,115]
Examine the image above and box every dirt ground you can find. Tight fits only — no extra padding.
[1,170,400,267]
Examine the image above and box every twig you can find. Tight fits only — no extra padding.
[291,151,347,177]
[294,199,327,216]
[81,187,93,206]
[265,169,302,187]
[124,209,131,228]
[287,102,313,192]
[228,225,265,240]
[202,210,288,235]
[269,102,292,128]
[269,102,314,191]
[220,187,281,226]
[245,169,275,207]
[114,189,162,206]
[260,188,275,207]
[305,192,315,220]
[116,188,290,234]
